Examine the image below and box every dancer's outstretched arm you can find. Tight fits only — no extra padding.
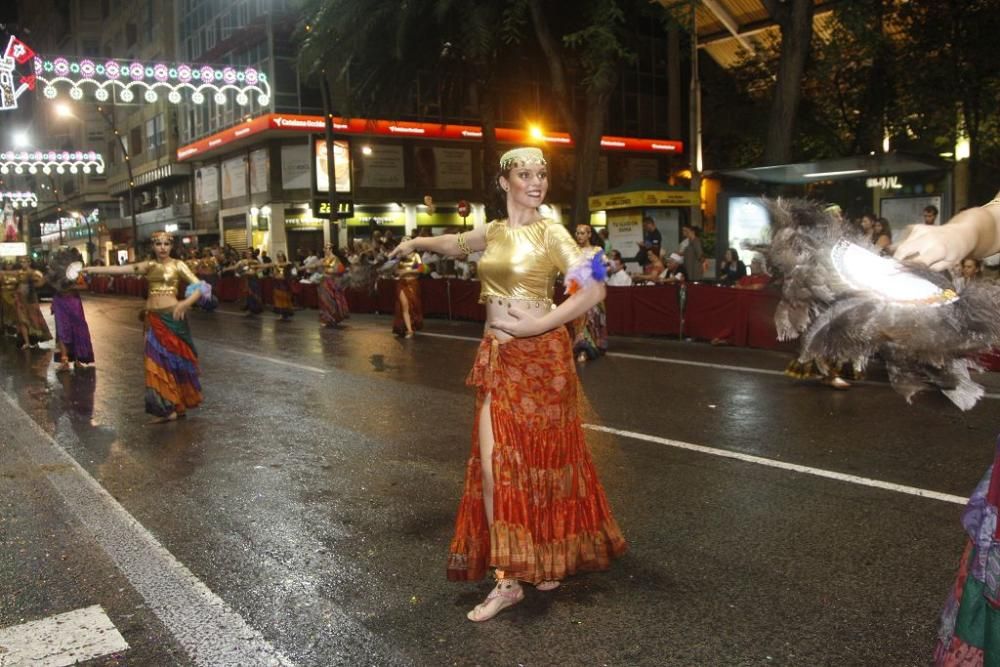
[391,225,487,259]
[83,262,149,276]
[895,201,1000,271]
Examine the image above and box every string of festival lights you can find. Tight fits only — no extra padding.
[33,55,271,107]
[0,151,105,175]
[0,191,39,207]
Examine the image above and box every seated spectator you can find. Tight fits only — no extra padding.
[660,252,688,283]
[605,250,632,286]
[632,249,666,284]
[718,248,747,286]
[953,257,982,292]
[735,257,771,290]
[873,218,892,256]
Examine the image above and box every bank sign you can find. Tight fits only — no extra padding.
[0,36,36,112]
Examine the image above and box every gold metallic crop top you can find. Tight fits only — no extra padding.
[323,256,343,275]
[396,252,421,277]
[143,259,199,297]
[477,218,582,304]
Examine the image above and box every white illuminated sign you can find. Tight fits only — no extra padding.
[0,242,27,257]
[866,176,903,190]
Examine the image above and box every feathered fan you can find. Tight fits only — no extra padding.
[757,198,1000,410]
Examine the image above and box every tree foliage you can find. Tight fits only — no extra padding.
[707,0,1000,200]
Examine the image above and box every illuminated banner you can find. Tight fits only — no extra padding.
[313,138,351,194]
[0,242,27,257]
[0,36,36,111]
[0,150,105,175]
[588,189,700,211]
[176,113,684,161]
[32,53,270,107]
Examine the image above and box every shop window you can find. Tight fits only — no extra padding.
[129,126,143,157]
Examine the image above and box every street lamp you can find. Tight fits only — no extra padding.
[53,101,138,260]
[12,130,31,148]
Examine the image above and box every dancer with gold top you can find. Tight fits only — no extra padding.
[0,262,19,338]
[392,242,422,338]
[313,244,350,328]
[221,251,264,315]
[391,147,626,622]
[271,251,296,321]
[570,223,608,362]
[83,231,208,423]
[0,256,52,349]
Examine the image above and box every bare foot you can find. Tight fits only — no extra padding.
[147,412,178,425]
[467,579,524,622]
[536,580,560,591]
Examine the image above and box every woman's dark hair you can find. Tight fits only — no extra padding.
[725,247,739,263]
[489,166,513,220]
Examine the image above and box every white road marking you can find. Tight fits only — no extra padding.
[0,391,296,667]
[0,605,128,667]
[417,332,1000,399]
[584,424,968,505]
[606,351,786,377]
[203,345,328,374]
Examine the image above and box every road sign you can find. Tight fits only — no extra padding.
[457,199,470,218]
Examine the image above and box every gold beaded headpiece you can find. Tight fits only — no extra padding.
[151,230,174,242]
[499,147,546,172]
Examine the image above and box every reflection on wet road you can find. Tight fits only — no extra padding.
[1,293,996,666]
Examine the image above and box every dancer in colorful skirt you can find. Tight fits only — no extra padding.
[570,223,607,362]
[271,252,295,321]
[48,249,95,370]
[0,256,53,349]
[314,244,349,328]
[392,245,422,338]
[83,231,208,423]
[391,147,626,622]
[892,194,1000,665]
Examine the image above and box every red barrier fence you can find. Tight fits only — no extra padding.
[87,275,789,350]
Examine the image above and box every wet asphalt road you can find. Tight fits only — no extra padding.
[2,293,999,666]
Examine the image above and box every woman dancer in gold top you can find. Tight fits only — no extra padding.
[392,147,626,622]
[570,223,608,362]
[0,256,52,349]
[392,242,422,338]
[314,244,350,328]
[83,231,207,422]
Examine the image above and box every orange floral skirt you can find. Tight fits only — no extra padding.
[447,327,627,584]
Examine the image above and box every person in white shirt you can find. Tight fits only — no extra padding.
[605,250,632,286]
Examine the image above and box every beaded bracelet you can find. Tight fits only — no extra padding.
[456,232,471,255]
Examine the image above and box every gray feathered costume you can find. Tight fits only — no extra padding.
[759,198,1000,410]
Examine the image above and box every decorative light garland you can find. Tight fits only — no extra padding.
[0,150,105,175]
[0,191,38,208]
[33,54,271,107]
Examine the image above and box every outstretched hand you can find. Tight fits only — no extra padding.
[894,224,975,272]
[389,241,417,260]
[488,306,545,339]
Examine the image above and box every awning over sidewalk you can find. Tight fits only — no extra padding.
[589,180,699,211]
[711,152,950,185]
